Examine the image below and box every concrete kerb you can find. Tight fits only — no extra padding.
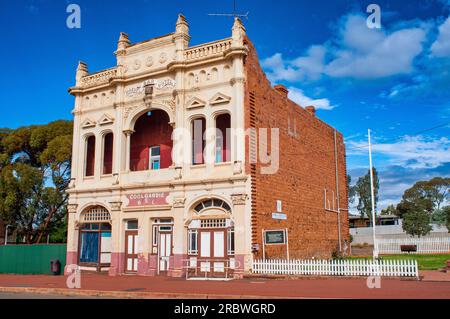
[0,286,292,299]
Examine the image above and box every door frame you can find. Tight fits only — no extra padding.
[124,230,138,273]
[197,228,229,277]
[157,225,173,276]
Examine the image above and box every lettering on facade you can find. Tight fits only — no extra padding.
[126,192,170,207]
[125,79,176,97]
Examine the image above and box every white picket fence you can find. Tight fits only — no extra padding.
[252,259,418,278]
[376,237,450,254]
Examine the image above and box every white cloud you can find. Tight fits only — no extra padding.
[261,46,326,82]
[326,16,427,78]
[262,14,427,81]
[431,16,450,57]
[348,135,450,169]
[290,45,326,80]
[260,53,301,82]
[287,87,335,110]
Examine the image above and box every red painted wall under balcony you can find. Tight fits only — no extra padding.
[216,113,231,163]
[130,110,173,171]
[85,135,96,176]
[103,133,113,175]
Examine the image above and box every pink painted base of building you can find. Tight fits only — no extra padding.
[66,251,245,279]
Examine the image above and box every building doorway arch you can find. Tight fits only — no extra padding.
[78,206,112,272]
[186,198,235,278]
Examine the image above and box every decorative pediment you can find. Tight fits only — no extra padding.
[186,97,206,109]
[98,113,114,126]
[81,118,96,129]
[209,93,231,106]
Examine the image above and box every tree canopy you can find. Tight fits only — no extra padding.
[0,121,73,243]
[396,177,449,218]
[350,168,379,223]
[396,177,450,237]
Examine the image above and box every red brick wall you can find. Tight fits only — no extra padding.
[243,38,350,259]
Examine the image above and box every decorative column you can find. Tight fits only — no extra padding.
[170,197,187,277]
[123,130,134,172]
[108,201,123,276]
[95,132,102,179]
[230,18,247,165]
[231,193,248,278]
[64,204,78,275]
[137,212,151,276]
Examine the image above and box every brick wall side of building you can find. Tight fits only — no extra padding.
[243,38,350,259]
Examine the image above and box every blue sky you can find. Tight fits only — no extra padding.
[0,0,449,212]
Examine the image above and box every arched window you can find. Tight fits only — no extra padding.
[215,114,231,163]
[130,110,173,171]
[103,133,113,175]
[192,117,206,165]
[85,135,96,177]
[193,198,231,214]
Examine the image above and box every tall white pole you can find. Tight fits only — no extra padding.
[368,129,378,259]
[4,225,9,246]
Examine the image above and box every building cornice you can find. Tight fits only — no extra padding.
[66,175,249,195]
[69,38,247,93]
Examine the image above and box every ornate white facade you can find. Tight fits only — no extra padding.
[66,15,252,277]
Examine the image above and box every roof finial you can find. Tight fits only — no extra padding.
[232,16,246,47]
[176,13,189,34]
[76,61,88,85]
[117,32,130,51]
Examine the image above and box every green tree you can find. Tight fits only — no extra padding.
[443,206,450,233]
[424,177,450,210]
[431,208,448,226]
[381,204,397,216]
[402,208,433,238]
[0,120,73,243]
[347,175,356,205]
[396,177,450,218]
[354,168,379,224]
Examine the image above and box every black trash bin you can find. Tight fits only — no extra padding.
[50,260,61,276]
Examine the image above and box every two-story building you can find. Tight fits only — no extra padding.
[66,15,349,278]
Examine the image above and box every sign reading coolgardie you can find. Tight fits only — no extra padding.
[264,230,286,245]
[126,192,169,207]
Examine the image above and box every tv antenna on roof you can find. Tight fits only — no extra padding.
[208,0,249,20]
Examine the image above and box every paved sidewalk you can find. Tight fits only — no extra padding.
[420,270,450,282]
[0,272,449,299]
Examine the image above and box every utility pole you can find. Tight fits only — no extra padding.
[368,129,378,259]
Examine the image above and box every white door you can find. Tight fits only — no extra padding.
[159,233,172,273]
[213,231,225,257]
[200,232,211,257]
[125,231,138,272]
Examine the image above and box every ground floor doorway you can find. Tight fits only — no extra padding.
[187,217,235,278]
